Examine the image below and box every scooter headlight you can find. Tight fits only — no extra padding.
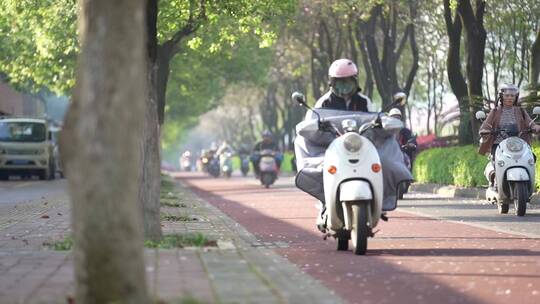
[506,138,524,153]
[343,133,362,153]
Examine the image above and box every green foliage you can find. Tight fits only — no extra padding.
[281,151,295,173]
[0,0,78,94]
[144,233,214,249]
[161,36,274,160]
[413,145,489,187]
[0,0,295,96]
[532,144,540,189]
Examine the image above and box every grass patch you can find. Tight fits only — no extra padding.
[161,213,198,222]
[160,192,180,200]
[144,233,216,249]
[44,236,73,251]
[154,295,204,304]
[161,200,188,208]
[161,178,175,188]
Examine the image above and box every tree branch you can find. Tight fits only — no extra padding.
[403,0,418,94]
[396,24,411,61]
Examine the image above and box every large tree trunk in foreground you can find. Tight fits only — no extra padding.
[60,0,149,302]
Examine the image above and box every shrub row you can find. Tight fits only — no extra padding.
[414,143,540,188]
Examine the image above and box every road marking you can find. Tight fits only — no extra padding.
[398,208,540,239]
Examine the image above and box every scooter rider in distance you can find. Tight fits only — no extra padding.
[478,84,540,191]
[310,58,373,231]
[251,131,282,178]
[388,108,417,165]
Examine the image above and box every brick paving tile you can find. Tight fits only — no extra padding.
[0,176,343,304]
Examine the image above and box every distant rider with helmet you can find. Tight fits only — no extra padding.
[252,130,281,178]
[388,108,417,167]
[478,84,540,189]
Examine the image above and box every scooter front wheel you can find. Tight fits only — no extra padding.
[351,204,369,255]
[498,203,509,214]
[513,182,529,216]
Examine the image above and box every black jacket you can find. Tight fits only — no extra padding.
[318,89,370,112]
[253,141,279,153]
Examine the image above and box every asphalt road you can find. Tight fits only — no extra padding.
[176,172,540,304]
[0,178,67,206]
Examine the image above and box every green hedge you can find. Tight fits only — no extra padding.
[413,145,488,187]
[414,143,540,188]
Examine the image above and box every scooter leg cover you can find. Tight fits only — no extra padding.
[376,135,414,211]
[295,167,325,202]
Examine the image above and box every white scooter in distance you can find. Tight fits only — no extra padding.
[293,92,407,255]
[476,106,540,216]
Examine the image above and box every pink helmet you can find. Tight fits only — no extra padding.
[328,59,358,78]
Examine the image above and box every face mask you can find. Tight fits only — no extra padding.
[333,78,356,98]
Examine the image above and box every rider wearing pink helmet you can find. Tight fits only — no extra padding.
[314,58,373,111]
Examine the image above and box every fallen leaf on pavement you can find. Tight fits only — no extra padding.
[41,215,50,219]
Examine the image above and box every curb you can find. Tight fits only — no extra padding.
[409,183,486,199]
[410,183,540,203]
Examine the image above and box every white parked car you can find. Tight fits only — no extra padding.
[0,117,56,180]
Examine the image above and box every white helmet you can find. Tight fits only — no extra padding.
[389,108,402,118]
[498,83,519,105]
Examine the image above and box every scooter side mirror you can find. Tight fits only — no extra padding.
[382,92,408,113]
[475,111,486,121]
[291,92,307,107]
[393,92,407,107]
[533,106,540,116]
[292,91,322,122]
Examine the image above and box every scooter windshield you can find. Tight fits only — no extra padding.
[294,108,413,211]
[500,124,519,138]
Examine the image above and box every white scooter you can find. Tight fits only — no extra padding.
[258,149,279,188]
[476,107,540,216]
[293,92,407,255]
[220,151,234,178]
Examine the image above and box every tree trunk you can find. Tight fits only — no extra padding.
[60,0,149,302]
[140,0,162,241]
[458,0,486,143]
[443,0,471,144]
[530,28,540,89]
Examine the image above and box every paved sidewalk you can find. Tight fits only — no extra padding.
[0,177,342,304]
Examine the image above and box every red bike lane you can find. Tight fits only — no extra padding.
[175,172,540,304]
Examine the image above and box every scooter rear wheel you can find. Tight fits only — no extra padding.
[351,204,369,255]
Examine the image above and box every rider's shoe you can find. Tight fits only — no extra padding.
[315,201,327,233]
